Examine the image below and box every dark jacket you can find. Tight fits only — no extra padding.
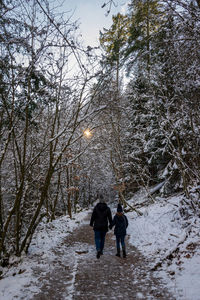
[112,212,128,236]
[90,202,112,232]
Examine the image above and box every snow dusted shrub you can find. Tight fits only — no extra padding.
[179,186,200,218]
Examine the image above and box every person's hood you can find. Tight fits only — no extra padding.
[116,212,125,221]
[96,202,108,212]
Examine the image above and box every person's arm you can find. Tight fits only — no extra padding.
[125,215,128,228]
[110,215,116,229]
[90,208,96,227]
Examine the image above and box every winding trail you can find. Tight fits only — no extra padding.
[26,216,175,300]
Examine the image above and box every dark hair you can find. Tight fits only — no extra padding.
[99,194,104,201]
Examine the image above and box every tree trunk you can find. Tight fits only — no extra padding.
[51,171,61,221]
[19,166,54,254]
[146,0,150,78]
[66,167,72,218]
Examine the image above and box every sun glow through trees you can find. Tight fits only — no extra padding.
[83,129,92,138]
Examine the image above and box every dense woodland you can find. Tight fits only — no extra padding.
[0,0,199,262]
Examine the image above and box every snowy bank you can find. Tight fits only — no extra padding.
[126,194,200,300]
[0,210,89,300]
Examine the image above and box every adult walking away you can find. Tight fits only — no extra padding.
[90,194,112,259]
[111,203,128,258]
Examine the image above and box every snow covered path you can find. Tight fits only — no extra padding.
[1,198,200,300]
[21,217,175,300]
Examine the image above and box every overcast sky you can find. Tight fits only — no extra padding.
[62,0,129,47]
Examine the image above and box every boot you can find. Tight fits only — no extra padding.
[122,246,126,258]
[97,251,101,259]
[116,248,121,257]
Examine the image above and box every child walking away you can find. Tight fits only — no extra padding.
[111,204,128,258]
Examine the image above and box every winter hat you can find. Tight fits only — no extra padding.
[117,203,123,212]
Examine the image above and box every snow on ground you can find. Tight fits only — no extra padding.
[1,192,200,300]
[0,210,89,300]
[126,193,200,300]
[127,195,184,257]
